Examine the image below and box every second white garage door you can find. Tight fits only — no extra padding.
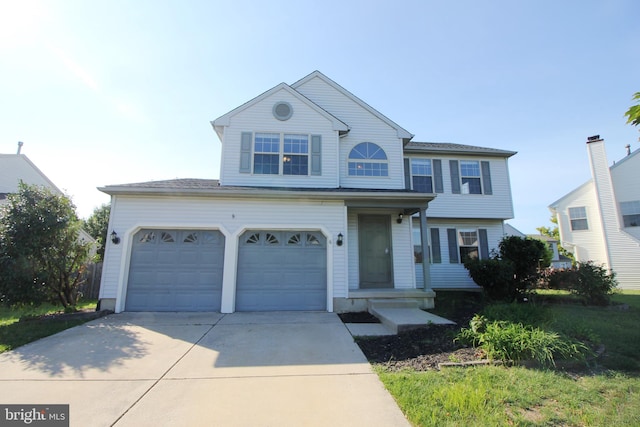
[236,230,327,311]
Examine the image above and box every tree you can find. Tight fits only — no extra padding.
[0,182,90,308]
[84,203,111,262]
[536,216,574,261]
[624,91,640,127]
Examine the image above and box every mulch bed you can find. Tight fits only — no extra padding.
[20,309,113,323]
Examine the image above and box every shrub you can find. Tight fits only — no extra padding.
[457,314,588,367]
[545,262,617,306]
[464,258,517,301]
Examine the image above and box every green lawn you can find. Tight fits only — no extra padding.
[377,291,640,426]
[0,300,98,353]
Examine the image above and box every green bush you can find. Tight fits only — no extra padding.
[457,314,588,367]
[464,258,517,301]
[545,262,617,306]
[464,236,551,302]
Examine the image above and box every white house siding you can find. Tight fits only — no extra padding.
[346,209,416,291]
[294,76,406,190]
[611,152,640,241]
[407,155,514,219]
[219,87,339,188]
[99,195,347,312]
[413,219,505,289]
[553,181,609,264]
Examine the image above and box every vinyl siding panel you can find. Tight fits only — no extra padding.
[412,218,506,289]
[295,76,406,189]
[100,195,348,304]
[219,87,339,188]
[407,154,514,219]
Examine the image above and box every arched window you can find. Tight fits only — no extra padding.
[348,142,388,176]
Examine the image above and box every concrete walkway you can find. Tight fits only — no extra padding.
[0,312,409,427]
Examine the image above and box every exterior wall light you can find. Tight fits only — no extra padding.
[337,233,343,246]
[397,213,404,224]
[111,231,121,245]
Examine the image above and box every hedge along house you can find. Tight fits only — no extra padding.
[97,71,516,313]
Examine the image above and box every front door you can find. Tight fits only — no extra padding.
[358,215,393,288]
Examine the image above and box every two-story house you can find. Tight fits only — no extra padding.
[97,71,516,313]
[549,136,640,289]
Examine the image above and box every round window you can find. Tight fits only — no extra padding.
[273,101,293,121]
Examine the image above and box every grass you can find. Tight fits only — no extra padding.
[376,290,640,426]
[0,300,98,353]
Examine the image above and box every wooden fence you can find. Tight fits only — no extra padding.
[79,262,102,300]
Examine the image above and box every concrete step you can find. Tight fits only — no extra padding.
[368,306,456,334]
[367,298,420,310]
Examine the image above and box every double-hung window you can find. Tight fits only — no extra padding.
[283,134,309,175]
[620,201,640,227]
[411,159,433,192]
[568,206,588,231]
[458,230,479,261]
[251,133,311,176]
[253,133,280,175]
[460,161,482,194]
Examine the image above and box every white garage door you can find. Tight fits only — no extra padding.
[126,229,225,311]
[236,230,327,311]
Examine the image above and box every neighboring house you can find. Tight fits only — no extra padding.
[503,223,527,238]
[549,136,640,289]
[0,152,96,247]
[98,71,516,313]
[527,234,573,270]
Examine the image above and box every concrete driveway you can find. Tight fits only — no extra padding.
[0,312,409,426]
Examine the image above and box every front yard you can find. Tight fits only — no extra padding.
[362,291,640,426]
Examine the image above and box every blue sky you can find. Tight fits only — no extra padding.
[1,0,638,233]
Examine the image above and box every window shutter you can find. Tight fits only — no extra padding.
[479,229,489,259]
[311,135,322,176]
[447,228,459,263]
[481,161,492,195]
[433,159,443,193]
[404,158,411,189]
[450,160,460,194]
[239,132,252,173]
[430,228,441,263]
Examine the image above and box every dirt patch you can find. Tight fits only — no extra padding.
[20,309,113,323]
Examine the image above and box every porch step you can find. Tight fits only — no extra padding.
[368,299,456,334]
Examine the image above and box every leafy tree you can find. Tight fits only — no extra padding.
[0,182,90,308]
[84,203,110,262]
[624,91,640,127]
[536,216,574,261]
[499,236,551,285]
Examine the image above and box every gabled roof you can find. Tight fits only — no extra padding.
[0,154,62,195]
[211,81,349,140]
[291,71,414,142]
[404,141,517,158]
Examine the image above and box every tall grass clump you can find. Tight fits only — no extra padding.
[457,314,589,367]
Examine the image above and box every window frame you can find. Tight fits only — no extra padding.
[568,206,589,231]
[409,158,434,193]
[457,229,479,261]
[252,132,311,176]
[459,160,482,195]
[348,142,389,177]
[620,200,640,228]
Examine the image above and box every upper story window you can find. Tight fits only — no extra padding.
[348,142,388,176]
[568,206,588,231]
[620,200,640,227]
[460,161,482,194]
[450,160,493,195]
[244,132,319,176]
[254,133,281,174]
[411,159,433,192]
